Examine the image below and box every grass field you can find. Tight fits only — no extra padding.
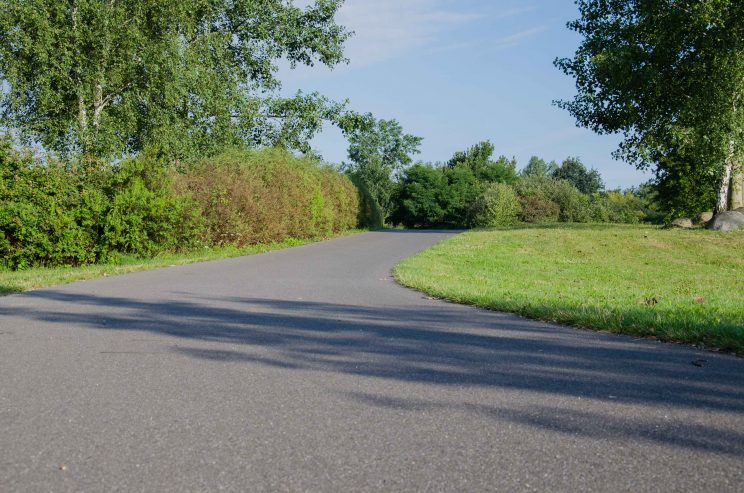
[394,224,744,354]
[0,231,364,295]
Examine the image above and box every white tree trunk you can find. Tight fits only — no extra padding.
[715,140,735,213]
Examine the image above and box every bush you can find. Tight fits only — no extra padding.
[470,183,521,227]
[177,148,358,245]
[0,142,107,269]
[441,165,481,227]
[0,143,204,269]
[515,175,591,222]
[518,195,560,223]
[392,164,448,228]
[102,158,204,257]
[588,191,648,224]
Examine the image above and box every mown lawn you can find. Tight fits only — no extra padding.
[394,224,744,354]
[0,231,364,295]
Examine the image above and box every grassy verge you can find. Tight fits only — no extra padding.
[0,230,365,295]
[394,224,744,354]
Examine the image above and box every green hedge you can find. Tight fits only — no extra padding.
[176,148,359,245]
[1,142,360,270]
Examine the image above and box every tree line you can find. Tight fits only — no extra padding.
[1,0,741,260]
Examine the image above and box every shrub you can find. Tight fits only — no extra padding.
[392,164,448,228]
[441,165,481,227]
[177,148,358,245]
[0,142,107,269]
[518,195,560,223]
[589,190,648,224]
[102,158,204,257]
[515,175,591,222]
[470,183,521,227]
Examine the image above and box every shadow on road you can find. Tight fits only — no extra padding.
[5,289,744,456]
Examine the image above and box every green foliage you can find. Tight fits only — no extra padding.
[447,141,518,184]
[392,163,488,229]
[393,164,448,228]
[0,0,353,160]
[653,154,719,219]
[344,118,422,222]
[0,141,105,269]
[470,183,521,227]
[178,148,358,245]
[521,156,558,177]
[441,164,481,227]
[515,175,591,222]
[552,157,604,195]
[518,195,560,223]
[588,191,648,224]
[0,141,203,269]
[555,0,744,212]
[102,158,203,257]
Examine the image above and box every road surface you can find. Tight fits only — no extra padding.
[1,231,743,491]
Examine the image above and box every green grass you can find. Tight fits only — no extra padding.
[0,230,365,295]
[394,224,744,354]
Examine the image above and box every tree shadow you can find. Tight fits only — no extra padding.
[4,289,744,455]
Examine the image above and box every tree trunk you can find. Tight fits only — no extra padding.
[732,169,744,210]
[715,140,736,213]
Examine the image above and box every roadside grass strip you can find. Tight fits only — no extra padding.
[394,224,744,354]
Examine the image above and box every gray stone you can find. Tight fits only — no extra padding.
[693,211,714,225]
[665,217,693,229]
[706,210,744,232]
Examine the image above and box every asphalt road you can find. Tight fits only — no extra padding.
[1,230,743,492]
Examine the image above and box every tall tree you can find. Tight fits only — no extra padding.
[552,157,604,194]
[521,156,558,177]
[343,118,422,221]
[555,0,743,212]
[0,0,355,160]
[447,140,518,184]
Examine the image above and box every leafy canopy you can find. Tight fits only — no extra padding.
[552,157,604,195]
[555,0,744,211]
[344,118,422,220]
[0,0,359,160]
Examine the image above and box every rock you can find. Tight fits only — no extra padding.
[693,211,714,225]
[706,211,744,232]
[735,207,744,213]
[665,217,693,229]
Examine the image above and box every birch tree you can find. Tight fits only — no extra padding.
[555,0,743,213]
[0,0,355,160]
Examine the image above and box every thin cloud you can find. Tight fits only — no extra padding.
[338,0,481,67]
[490,26,548,50]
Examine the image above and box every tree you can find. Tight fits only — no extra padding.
[552,157,604,194]
[555,0,744,213]
[343,118,422,221]
[392,164,447,228]
[0,0,356,160]
[521,156,558,177]
[447,141,518,184]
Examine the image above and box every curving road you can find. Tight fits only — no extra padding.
[1,230,743,492]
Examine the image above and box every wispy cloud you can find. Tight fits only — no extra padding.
[282,1,540,79]
[337,0,480,67]
[490,26,548,50]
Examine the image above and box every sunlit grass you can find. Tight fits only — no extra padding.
[395,224,744,353]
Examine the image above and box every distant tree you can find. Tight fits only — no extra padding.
[555,0,743,212]
[552,157,604,195]
[521,156,558,177]
[0,0,356,160]
[344,119,422,221]
[392,164,447,228]
[447,141,518,184]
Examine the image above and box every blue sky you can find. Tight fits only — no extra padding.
[280,0,654,189]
